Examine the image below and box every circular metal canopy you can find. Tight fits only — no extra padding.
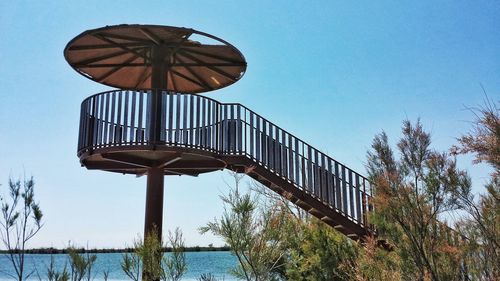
[64,24,247,93]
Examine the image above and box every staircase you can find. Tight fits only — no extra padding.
[78,90,374,240]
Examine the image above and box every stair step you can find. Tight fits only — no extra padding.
[233,161,372,243]
[347,233,359,239]
[295,200,310,209]
[321,216,334,223]
[309,208,323,217]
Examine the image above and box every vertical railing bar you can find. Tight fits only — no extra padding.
[327,159,333,207]
[175,93,181,143]
[189,95,194,146]
[321,154,327,203]
[249,112,254,158]
[294,138,300,185]
[145,91,151,143]
[167,92,173,143]
[278,131,283,176]
[206,100,210,150]
[314,150,319,197]
[212,101,216,150]
[123,90,129,143]
[95,94,102,146]
[271,124,276,170]
[307,146,313,192]
[200,98,207,148]
[288,135,293,182]
[342,165,348,215]
[103,93,110,146]
[256,117,261,162]
[82,101,88,148]
[92,96,98,146]
[245,108,248,156]
[349,170,354,219]
[276,128,280,173]
[207,100,212,149]
[368,180,374,228]
[262,121,267,166]
[109,92,116,144]
[222,105,227,153]
[282,130,287,178]
[215,101,220,151]
[276,128,281,173]
[201,98,206,147]
[207,99,210,148]
[78,102,82,149]
[202,97,206,148]
[229,105,233,153]
[138,91,144,143]
[207,100,212,150]
[78,102,83,149]
[91,97,97,147]
[99,94,107,146]
[159,91,166,142]
[183,94,188,144]
[222,105,227,152]
[196,96,200,146]
[214,102,217,150]
[301,148,307,190]
[116,92,123,143]
[355,175,361,223]
[219,105,224,152]
[97,94,103,146]
[236,106,241,154]
[87,97,94,149]
[84,99,90,149]
[130,91,136,143]
[263,118,267,163]
[269,125,274,171]
[228,105,232,153]
[362,178,368,226]
[85,98,90,148]
[335,162,341,211]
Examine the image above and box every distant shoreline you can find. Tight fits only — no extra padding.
[0,246,231,254]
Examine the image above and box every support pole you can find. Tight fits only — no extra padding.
[144,45,169,241]
[144,167,164,240]
[148,46,169,144]
[143,46,169,281]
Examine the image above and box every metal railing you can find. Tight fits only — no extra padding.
[79,89,374,229]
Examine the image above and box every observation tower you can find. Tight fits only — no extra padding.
[65,24,373,242]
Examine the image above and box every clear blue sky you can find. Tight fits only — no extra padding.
[0,1,498,249]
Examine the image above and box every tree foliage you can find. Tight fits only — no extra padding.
[121,227,188,281]
[282,218,357,281]
[163,228,188,281]
[452,98,500,280]
[36,255,70,281]
[67,247,97,281]
[204,111,499,281]
[452,97,499,176]
[352,236,402,281]
[199,172,286,281]
[366,120,468,281]
[0,176,43,281]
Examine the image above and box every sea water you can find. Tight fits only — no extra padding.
[0,252,238,281]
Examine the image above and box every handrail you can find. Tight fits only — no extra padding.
[78,89,374,230]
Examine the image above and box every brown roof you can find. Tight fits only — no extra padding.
[64,24,247,93]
